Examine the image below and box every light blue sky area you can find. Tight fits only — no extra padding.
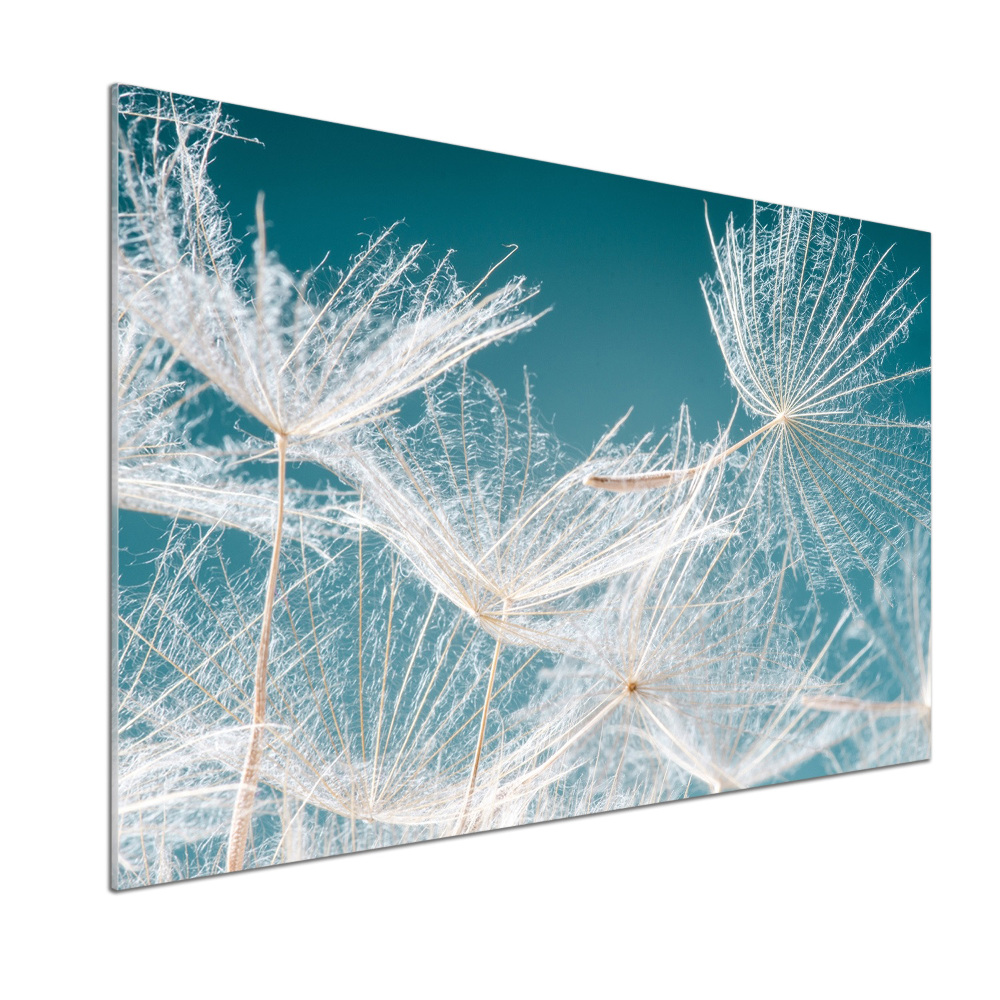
[208,98,930,458]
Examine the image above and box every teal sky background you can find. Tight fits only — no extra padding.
[209,98,931,457]
[116,93,932,800]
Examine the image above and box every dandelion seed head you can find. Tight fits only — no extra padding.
[327,377,727,652]
[701,202,930,603]
[118,89,545,450]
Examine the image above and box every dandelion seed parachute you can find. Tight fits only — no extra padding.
[530,510,856,804]
[331,376,727,651]
[116,519,562,882]
[117,90,545,449]
[702,203,930,601]
[586,203,930,605]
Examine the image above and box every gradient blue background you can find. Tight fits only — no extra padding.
[208,99,931,456]
[116,93,932,806]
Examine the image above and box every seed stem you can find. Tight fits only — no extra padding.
[584,417,781,492]
[454,607,508,835]
[226,432,288,872]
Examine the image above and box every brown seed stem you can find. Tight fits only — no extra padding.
[226,432,288,872]
[584,417,781,493]
[454,607,508,835]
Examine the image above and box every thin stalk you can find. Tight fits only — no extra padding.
[226,432,288,872]
[801,694,930,715]
[454,607,508,835]
[583,417,781,493]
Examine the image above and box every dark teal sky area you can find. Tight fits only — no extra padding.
[210,98,931,456]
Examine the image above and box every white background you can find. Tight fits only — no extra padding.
[4,3,996,996]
